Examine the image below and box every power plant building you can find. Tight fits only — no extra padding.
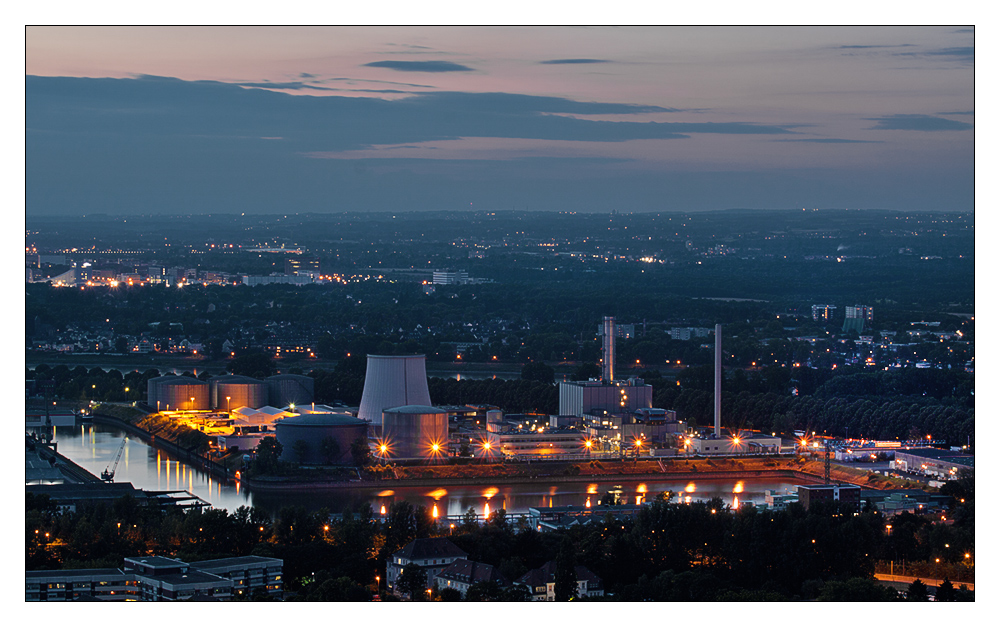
[357,355,433,424]
[558,316,652,417]
[558,380,653,417]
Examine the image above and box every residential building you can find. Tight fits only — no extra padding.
[188,556,284,598]
[796,484,861,511]
[25,569,139,601]
[386,538,467,597]
[843,305,874,333]
[812,304,837,322]
[284,256,321,276]
[514,561,604,601]
[25,555,282,602]
[597,322,635,339]
[434,558,510,597]
[432,270,469,285]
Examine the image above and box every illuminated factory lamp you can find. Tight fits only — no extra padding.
[584,439,593,449]
[380,505,386,516]
[432,504,439,519]
[482,441,492,451]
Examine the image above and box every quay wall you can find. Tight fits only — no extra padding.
[89,413,234,482]
[245,469,825,492]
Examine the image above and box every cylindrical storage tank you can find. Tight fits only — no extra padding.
[380,405,449,459]
[151,376,209,411]
[358,355,432,424]
[274,413,368,465]
[147,374,178,408]
[266,374,315,408]
[210,375,267,411]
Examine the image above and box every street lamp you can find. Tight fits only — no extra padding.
[226,396,231,413]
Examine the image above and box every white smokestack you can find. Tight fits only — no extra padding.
[714,323,722,437]
[603,316,616,382]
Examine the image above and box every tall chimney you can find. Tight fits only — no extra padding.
[603,316,616,382]
[714,323,722,437]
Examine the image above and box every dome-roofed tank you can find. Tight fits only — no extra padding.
[148,375,209,411]
[379,405,448,460]
[274,413,368,465]
[266,374,315,408]
[358,355,432,424]
[209,374,267,411]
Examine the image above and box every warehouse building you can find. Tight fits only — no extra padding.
[892,448,974,478]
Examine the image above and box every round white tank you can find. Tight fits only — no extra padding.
[379,405,448,459]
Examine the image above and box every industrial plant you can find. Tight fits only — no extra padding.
[137,316,791,468]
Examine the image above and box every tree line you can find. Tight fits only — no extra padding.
[26,479,973,602]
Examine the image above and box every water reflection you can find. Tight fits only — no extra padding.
[36,424,252,513]
[38,424,806,518]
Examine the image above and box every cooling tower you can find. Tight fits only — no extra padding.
[357,355,433,423]
[602,316,616,383]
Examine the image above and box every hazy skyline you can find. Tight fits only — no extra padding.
[26,26,974,215]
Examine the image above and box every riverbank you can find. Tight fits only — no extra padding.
[26,433,102,484]
[246,456,916,492]
[89,412,236,482]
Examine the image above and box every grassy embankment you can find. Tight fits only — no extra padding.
[374,456,920,490]
[91,404,244,471]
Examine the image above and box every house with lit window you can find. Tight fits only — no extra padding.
[433,558,510,597]
[514,561,604,601]
[385,538,467,597]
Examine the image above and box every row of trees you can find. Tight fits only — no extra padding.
[26,486,973,601]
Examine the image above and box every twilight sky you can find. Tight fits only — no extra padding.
[25,26,975,215]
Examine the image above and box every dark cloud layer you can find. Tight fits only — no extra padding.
[24,74,971,215]
[774,138,882,144]
[867,114,973,131]
[896,46,974,63]
[26,75,796,153]
[363,60,475,72]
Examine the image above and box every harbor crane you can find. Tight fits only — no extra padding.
[101,437,127,482]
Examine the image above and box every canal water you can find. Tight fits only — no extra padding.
[35,423,805,518]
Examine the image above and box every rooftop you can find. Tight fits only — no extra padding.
[394,537,467,561]
[437,558,510,587]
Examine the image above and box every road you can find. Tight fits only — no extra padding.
[875,573,974,591]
